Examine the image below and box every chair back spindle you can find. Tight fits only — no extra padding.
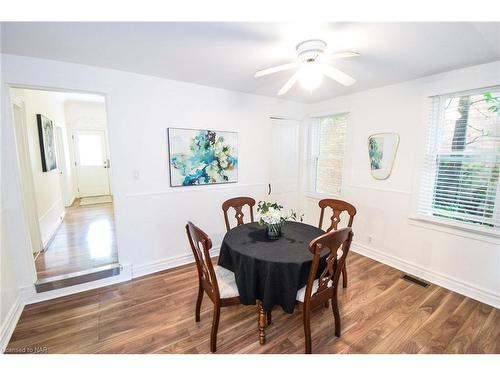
[304,227,353,304]
[222,197,256,231]
[318,199,356,232]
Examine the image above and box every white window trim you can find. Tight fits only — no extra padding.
[412,86,500,240]
[408,214,500,245]
[305,190,343,201]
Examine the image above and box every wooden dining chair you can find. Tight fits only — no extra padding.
[185,221,240,353]
[295,227,354,354]
[318,199,357,288]
[222,197,256,231]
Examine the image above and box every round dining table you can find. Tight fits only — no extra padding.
[218,221,326,344]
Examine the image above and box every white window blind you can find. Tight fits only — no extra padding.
[309,113,348,195]
[417,87,500,232]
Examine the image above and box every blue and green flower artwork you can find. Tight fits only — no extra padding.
[168,128,238,187]
[367,133,400,180]
[368,136,384,170]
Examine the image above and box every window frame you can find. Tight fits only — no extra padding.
[412,86,500,239]
[306,112,349,199]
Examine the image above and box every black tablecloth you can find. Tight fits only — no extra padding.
[218,221,325,313]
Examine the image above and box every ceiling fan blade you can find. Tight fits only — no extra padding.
[322,51,360,61]
[277,71,300,95]
[320,64,356,86]
[255,62,302,78]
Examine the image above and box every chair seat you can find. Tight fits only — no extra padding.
[296,279,333,302]
[215,266,239,299]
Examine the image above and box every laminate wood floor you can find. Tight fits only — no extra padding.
[34,200,119,279]
[9,252,500,354]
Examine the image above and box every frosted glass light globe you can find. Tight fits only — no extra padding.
[298,64,323,91]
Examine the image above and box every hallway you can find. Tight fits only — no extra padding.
[34,199,118,279]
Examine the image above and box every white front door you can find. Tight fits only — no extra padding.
[268,118,300,211]
[73,130,111,197]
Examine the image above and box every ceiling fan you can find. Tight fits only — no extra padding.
[254,39,359,95]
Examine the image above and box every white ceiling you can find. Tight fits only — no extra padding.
[2,22,499,103]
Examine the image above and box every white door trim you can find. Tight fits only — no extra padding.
[10,96,44,254]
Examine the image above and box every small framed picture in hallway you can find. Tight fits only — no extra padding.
[36,114,57,172]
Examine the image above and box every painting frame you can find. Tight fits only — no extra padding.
[167,127,238,187]
[367,132,400,180]
[36,114,57,172]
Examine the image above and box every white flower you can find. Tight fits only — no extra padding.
[260,207,285,225]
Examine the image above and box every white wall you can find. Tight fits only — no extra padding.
[10,88,68,247]
[0,35,23,351]
[1,54,305,301]
[302,61,500,307]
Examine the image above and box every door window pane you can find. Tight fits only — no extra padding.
[77,134,103,166]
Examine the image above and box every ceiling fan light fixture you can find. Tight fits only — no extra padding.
[255,38,359,95]
[298,64,323,91]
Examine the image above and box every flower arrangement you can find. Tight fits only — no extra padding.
[257,201,303,239]
[257,201,285,225]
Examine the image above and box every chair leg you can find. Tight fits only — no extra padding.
[323,301,329,308]
[332,293,341,337]
[267,310,272,326]
[303,307,312,354]
[210,303,221,353]
[342,262,348,288]
[195,285,203,322]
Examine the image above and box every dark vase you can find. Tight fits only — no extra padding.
[266,223,282,240]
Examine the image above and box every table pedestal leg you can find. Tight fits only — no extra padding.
[257,300,266,345]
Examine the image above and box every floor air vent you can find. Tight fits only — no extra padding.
[401,274,429,288]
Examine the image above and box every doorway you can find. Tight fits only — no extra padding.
[268,117,300,211]
[73,129,111,198]
[9,86,120,291]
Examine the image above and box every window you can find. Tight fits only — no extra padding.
[308,113,348,195]
[76,134,103,166]
[417,87,500,233]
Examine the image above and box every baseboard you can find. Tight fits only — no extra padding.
[0,296,24,353]
[132,247,220,279]
[351,241,500,309]
[66,195,76,208]
[40,205,66,250]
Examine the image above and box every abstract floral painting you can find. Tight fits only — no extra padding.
[368,132,400,180]
[36,114,57,172]
[167,128,238,186]
[368,136,384,170]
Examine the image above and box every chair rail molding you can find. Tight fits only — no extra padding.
[125,182,268,198]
